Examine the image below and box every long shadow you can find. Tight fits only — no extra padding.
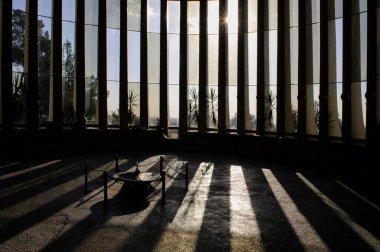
[271,168,376,251]
[0,158,112,244]
[0,159,88,211]
[194,161,231,251]
[241,164,305,251]
[40,155,198,252]
[0,159,51,177]
[298,170,380,241]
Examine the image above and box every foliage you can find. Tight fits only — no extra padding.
[207,88,218,128]
[264,91,276,131]
[85,75,98,123]
[11,73,26,123]
[127,90,139,125]
[63,40,75,124]
[187,87,199,127]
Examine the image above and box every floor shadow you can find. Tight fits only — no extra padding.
[241,164,305,252]
[194,161,232,251]
[270,168,376,251]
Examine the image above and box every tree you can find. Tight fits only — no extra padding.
[63,40,75,123]
[207,88,218,128]
[187,87,199,127]
[127,90,139,125]
[85,75,98,123]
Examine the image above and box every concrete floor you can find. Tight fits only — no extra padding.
[0,151,379,251]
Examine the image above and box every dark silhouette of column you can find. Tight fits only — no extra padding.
[342,0,352,142]
[237,0,247,134]
[366,0,377,144]
[1,0,13,130]
[76,0,85,130]
[160,0,168,134]
[98,0,107,129]
[218,0,227,133]
[140,0,148,129]
[276,0,285,137]
[319,0,328,140]
[26,0,39,130]
[297,0,306,138]
[119,0,128,130]
[257,0,265,135]
[179,0,188,138]
[198,1,208,133]
[53,0,63,127]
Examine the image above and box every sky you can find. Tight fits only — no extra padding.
[10,0,367,133]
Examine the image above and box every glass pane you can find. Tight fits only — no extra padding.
[107,81,120,125]
[13,0,26,11]
[85,0,98,25]
[128,31,141,82]
[148,84,160,126]
[85,25,98,78]
[247,33,257,85]
[127,0,141,31]
[38,17,52,77]
[148,33,160,83]
[62,21,76,77]
[128,82,140,126]
[285,27,298,84]
[247,86,257,131]
[63,77,75,124]
[188,35,199,85]
[352,13,367,82]
[268,0,278,30]
[107,0,120,29]
[148,0,160,33]
[38,0,52,17]
[285,85,298,133]
[188,1,199,34]
[288,0,298,27]
[352,0,367,14]
[264,85,277,132]
[207,86,218,128]
[62,0,76,22]
[377,80,380,125]
[107,28,120,81]
[248,0,258,32]
[12,72,27,124]
[38,75,52,123]
[228,0,238,34]
[168,1,180,34]
[208,1,219,34]
[187,85,199,128]
[168,34,179,84]
[328,19,342,83]
[228,33,237,85]
[306,84,319,135]
[351,82,366,139]
[306,24,320,84]
[227,86,237,129]
[328,83,342,137]
[208,35,218,85]
[328,0,343,19]
[265,30,277,85]
[168,84,179,127]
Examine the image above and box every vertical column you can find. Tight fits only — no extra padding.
[25,0,39,130]
[218,0,227,133]
[237,0,247,134]
[366,0,377,143]
[1,0,12,130]
[319,0,329,139]
[179,0,188,138]
[119,0,128,129]
[98,0,107,129]
[160,0,168,133]
[256,0,265,135]
[342,0,352,142]
[53,0,62,127]
[298,0,306,137]
[276,0,285,137]
[140,0,148,129]
[76,0,85,130]
[198,1,207,133]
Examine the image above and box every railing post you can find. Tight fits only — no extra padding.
[160,156,163,173]
[161,171,166,206]
[84,162,88,194]
[185,162,189,192]
[115,155,119,173]
[103,171,108,209]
